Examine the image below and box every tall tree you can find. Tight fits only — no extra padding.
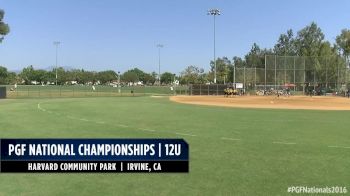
[294,22,325,56]
[160,72,175,85]
[210,57,232,83]
[0,9,10,42]
[0,66,8,84]
[336,29,350,65]
[33,69,49,84]
[180,65,204,84]
[97,70,117,84]
[122,70,138,83]
[143,73,156,85]
[20,65,35,85]
[244,43,273,68]
[232,56,245,68]
[274,29,296,56]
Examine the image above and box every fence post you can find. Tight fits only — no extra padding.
[293,56,296,92]
[337,59,339,90]
[208,84,209,95]
[216,84,218,95]
[233,65,236,87]
[199,84,202,95]
[303,57,306,95]
[264,55,267,90]
[314,69,316,91]
[274,55,277,90]
[254,67,256,91]
[284,56,287,85]
[244,67,246,92]
[326,57,328,89]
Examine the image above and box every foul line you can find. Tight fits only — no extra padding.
[328,146,350,149]
[221,137,241,141]
[139,128,156,132]
[175,132,197,137]
[273,141,296,145]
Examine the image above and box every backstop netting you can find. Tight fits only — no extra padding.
[233,55,349,92]
[190,55,350,96]
[264,55,349,91]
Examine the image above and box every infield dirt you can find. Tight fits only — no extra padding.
[170,95,350,110]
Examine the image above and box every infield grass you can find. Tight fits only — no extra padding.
[0,96,349,195]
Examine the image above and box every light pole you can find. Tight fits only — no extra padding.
[207,8,220,84]
[156,44,164,85]
[53,41,61,85]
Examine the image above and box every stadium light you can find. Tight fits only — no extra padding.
[156,44,164,85]
[207,8,221,83]
[53,41,61,85]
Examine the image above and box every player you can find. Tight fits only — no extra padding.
[224,88,228,97]
[92,85,96,91]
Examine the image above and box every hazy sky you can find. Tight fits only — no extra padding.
[1,0,350,74]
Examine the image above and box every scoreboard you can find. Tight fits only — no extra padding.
[0,139,189,173]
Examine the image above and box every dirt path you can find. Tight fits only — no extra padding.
[170,95,350,110]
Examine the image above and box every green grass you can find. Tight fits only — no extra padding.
[0,96,349,195]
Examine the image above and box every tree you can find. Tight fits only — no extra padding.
[336,29,350,65]
[51,67,68,85]
[0,9,9,42]
[274,29,296,56]
[210,57,232,83]
[97,70,117,84]
[232,56,245,68]
[180,65,204,84]
[33,69,49,84]
[143,73,156,85]
[160,72,174,85]
[20,65,36,84]
[244,43,273,68]
[295,22,325,56]
[6,71,17,84]
[122,70,138,83]
[0,66,8,84]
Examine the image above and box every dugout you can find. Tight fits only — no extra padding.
[0,87,6,99]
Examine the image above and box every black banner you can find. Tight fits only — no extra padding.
[0,139,189,173]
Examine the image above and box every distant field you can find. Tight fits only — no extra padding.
[1,85,189,98]
[0,96,349,195]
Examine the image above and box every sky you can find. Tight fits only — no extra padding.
[1,0,350,74]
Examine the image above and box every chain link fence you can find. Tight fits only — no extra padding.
[0,85,189,98]
[232,55,350,94]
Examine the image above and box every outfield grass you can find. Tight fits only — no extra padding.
[0,96,349,195]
